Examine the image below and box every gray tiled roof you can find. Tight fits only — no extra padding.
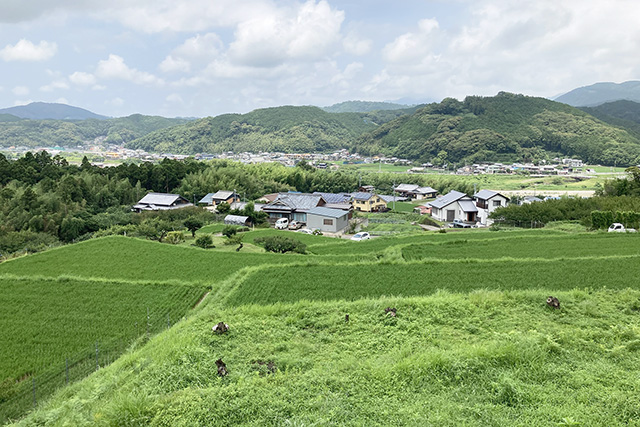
[473,189,501,200]
[137,192,185,206]
[415,186,437,194]
[313,192,352,204]
[350,192,374,201]
[394,183,419,192]
[428,190,467,209]
[264,193,325,211]
[379,194,408,203]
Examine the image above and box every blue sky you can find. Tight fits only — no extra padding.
[0,0,638,118]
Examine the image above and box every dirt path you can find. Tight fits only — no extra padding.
[192,291,210,309]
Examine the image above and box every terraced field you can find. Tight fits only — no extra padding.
[3,229,640,426]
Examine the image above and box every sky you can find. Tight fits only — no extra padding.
[0,0,638,118]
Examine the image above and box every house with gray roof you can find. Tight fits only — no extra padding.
[262,193,327,222]
[428,190,477,224]
[473,190,510,225]
[132,193,193,212]
[306,206,350,233]
[393,184,438,200]
[198,190,240,206]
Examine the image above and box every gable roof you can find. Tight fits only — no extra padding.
[313,192,352,204]
[459,200,478,213]
[379,194,408,203]
[415,186,437,194]
[136,192,186,207]
[264,193,326,212]
[351,192,376,201]
[428,190,468,209]
[307,206,349,219]
[394,183,419,192]
[198,190,238,204]
[474,189,509,201]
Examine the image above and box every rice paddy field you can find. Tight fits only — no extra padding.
[2,228,640,426]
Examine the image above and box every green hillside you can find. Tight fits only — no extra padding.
[125,106,378,154]
[5,229,640,426]
[0,115,190,148]
[555,80,640,107]
[352,92,640,166]
[581,100,640,139]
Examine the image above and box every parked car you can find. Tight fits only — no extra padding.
[608,223,637,233]
[350,232,371,241]
[298,228,313,234]
[450,219,472,228]
[274,218,289,229]
[288,220,304,230]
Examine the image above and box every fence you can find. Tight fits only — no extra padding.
[0,307,180,424]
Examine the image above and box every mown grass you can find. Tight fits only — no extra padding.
[226,255,640,305]
[16,289,640,426]
[402,233,640,261]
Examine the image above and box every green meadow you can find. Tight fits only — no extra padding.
[2,228,640,425]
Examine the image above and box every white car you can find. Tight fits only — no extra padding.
[351,232,371,241]
[608,223,636,233]
[274,218,289,229]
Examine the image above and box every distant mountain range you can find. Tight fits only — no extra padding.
[322,101,413,113]
[0,102,109,120]
[554,81,640,107]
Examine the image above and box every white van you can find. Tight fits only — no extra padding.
[275,218,289,229]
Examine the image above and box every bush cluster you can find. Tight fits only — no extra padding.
[254,236,306,254]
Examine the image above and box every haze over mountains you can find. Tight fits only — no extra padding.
[554,81,640,107]
[3,82,640,166]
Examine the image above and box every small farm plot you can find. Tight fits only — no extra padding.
[0,275,206,423]
[402,233,640,261]
[226,255,640,306]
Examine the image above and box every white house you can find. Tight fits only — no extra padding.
[473,190,510,225]
[428,191,478,224]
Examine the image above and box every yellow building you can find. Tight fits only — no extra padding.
[351,192,387,212]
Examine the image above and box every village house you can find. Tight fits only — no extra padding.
[473,189,510,225]
[393,184,438,200]
[428,190,478,224]
[350,192,387,212]
[132,192,193,212]
[198,190,240,206]
[261,193,327,223]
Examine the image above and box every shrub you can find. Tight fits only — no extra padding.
[222,225,238,238]
[217,202,231,214]
[194,235,214,249]
[254,236,306,254]
[165,231,185,245]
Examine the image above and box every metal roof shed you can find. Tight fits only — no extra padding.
[224,215,251,226]
[306,206,350,234]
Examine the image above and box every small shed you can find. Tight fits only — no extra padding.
[224,215,251,226]
[306,206,350,233]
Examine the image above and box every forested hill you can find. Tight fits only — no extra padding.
[0,102,108,120]
[125,106,380,154]
[351,92,640,166]
[580,100,640,139]
[0,114,191,148]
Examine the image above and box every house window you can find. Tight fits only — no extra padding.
[492,200,502,207]
[476,200,488,209]
[323,218,333,226]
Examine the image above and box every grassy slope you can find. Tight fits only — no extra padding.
[15,290,640,426]
[8,229,640,425]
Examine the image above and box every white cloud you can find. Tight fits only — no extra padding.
[343,32,372,56]
[107,97,124,107]
[55,97,69,104]
[383,18,440,64]
[0,39,57,61]
[69,71,97,86]
[95,54,164,85]
[160,33,223,73]
[229,0,344,67]
[12,86,30,96]
[40,80,70,92]
[166,93,184,103]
